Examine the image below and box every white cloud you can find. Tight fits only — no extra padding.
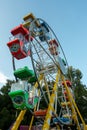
[0,72,8,84]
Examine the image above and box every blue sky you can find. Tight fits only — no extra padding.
[0,0,87,87]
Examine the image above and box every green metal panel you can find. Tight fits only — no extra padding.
[9,90,39,110]
[9,90,24,96]
[14,66,34,79]
[28,76,37,83]
[9,90,27,109]
[26,96,39,109]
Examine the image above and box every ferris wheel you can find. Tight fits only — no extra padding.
[7,13,86,130]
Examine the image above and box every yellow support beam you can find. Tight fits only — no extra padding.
[43,75,50,100]
[11,110,26,130]
[85,125,87,129]
[34,74,43,89]
[28,74,43,129]
[28,107,37,130]
[42,70,60,130]
[61,75,85,130]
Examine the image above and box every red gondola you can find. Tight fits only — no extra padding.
[62,80,72,87]
[64,90,68,100]
[64,90,67,95]
[11,24,33,41]
[49,39,59,55]
[49,39,58,46]
[34,109,47,117]
[7,39,30,60]
[7,24,33,59]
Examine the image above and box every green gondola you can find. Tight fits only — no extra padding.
[9,81,39,110]
[14,66,37,84]
[8,81,28,109]
[9,66,39,110]
[14,66,34,80]
[28,75,37,83]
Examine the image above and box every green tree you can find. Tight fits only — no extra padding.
[67,66,87,123]
[0,80,16,130]
[67,66,82,87]
[0,80,14,95]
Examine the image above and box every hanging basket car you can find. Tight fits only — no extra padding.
[23,13,40,29]
[8,81,29,109]
[49,39,59,55]
[7,24,33,60]
[39,22,50,41]
[64,90,69,100]
[62,80,72,87]
[14,66,34,80]
[9,80,39,110]
[34,109,47,117]
[7,38,31,59]
[11,24,32,40]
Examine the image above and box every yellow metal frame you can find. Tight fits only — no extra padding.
[42,70,87,130]
[23,13,40,27]
[11,110,26,130]
[23,13,35,21]
[23,21,31,28]
[62,75,86,130]
[28,74,44,129]
[42,70,60,130]
[28,106,37,130]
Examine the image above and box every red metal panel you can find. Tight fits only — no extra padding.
[62,80,72,87]
[7,38,28,59]
[10,24,33,41]
[49,39,59,47]
[34,109,47,116]
[11,24,29,36]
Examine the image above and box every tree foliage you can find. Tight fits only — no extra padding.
[0,80,16,130]
[67,66,87,122]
